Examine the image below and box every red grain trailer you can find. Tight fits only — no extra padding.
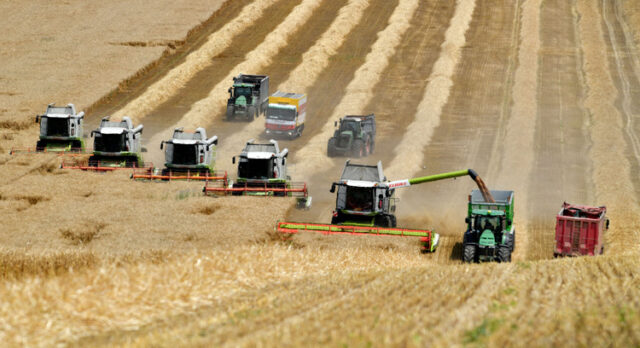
[554,203,609,257]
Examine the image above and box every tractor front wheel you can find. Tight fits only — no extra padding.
[226,105,234,121]
[498,246,511,262]
[463,244,477,263]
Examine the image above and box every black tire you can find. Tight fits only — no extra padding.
[375,214,393,228]
[327,138,337,157]
[389,215,397,228]
[364,137,372,156]
[35,140,45,152]
[510,231,516,251]
[248,106,256,121]
[463,244,477,263]
[226,105,234,120]
[352,139,365,157]
[498,246,511,263]
[370,138,375,154]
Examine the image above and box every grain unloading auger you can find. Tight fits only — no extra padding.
[277,160,495,252]
[203,139,311,209]
[131,127,227,183]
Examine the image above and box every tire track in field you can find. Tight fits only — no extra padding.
[145,0,324,149]
[213,0,371,168]
[112,0,278,123]
[576,0,640,254]
[291,0,421,178]
[382,0,477,181]
[601,0,640,167]
[492,0,541,261]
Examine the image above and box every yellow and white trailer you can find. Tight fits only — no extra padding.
[265,91,307,138]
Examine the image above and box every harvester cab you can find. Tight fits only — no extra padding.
[327,114,376,157]
[34,103,85,152]
[88,116,145,168]
[463,190,515,263]
[226,74,269,121]
[330,160,396,227]
[160,127,218,175]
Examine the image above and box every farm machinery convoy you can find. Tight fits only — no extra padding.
[17,96,611,261]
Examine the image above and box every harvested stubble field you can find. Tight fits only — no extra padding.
[0,0,639,346]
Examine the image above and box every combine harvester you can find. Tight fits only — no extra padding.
[11,103,86,155]
[62,116,151,171]
[203,139,311,209]
[277,160,495,253]
[131,127,226,183]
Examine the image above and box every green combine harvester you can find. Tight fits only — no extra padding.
[277,160,496,253]
[30,103,85,153]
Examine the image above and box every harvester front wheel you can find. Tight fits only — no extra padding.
[463,244,477,263]
[498,246,511,263]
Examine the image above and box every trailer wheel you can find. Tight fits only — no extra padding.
[248,106,256,121]
[498,246,511,262]
[365,137,371,156]
[463,244,477,263]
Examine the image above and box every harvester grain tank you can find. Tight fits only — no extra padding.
[327,114,376,157]
[554,203,608,257]
[463,190,515,263]
[265,91,307,138]
[203,139,310,208]
[226,74,269,121]
[277,161,495,253]
[31,103,85,153]
[131,127,226,182]
[64,116,148,170]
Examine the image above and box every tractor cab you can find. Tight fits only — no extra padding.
[330,160,396,227]
[35,103,85,151]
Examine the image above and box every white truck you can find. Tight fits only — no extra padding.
[265,91,307,139]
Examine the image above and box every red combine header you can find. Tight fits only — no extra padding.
[554,203,609,257]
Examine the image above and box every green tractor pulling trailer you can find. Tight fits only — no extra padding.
[327,114,376,157]
[226,74,269,121]
[463,190,515,263]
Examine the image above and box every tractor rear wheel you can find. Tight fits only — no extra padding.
[352,139,365,157]
[463,244,477,263]
[327,138,337,157]
[498,246,511,262]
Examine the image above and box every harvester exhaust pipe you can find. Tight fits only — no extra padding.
[468,169,494,203]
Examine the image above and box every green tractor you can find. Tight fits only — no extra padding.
[226,74,269,121]
[327,114,376,157]
[463,190,515,263]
